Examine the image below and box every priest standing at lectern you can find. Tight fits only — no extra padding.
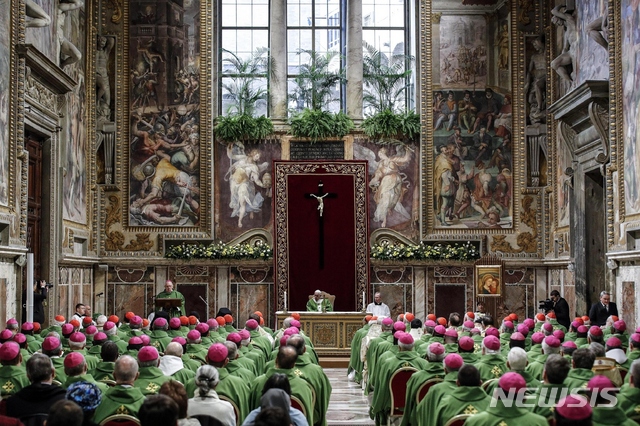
[156,280,186,318]
[307,290,333,312]
[366,292,390,318]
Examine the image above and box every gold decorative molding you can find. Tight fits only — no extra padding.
[517,0,534,26]
[431,13,441,24]
[108,0,123,24]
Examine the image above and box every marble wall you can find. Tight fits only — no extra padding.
[58,266,93,321]
[617,265,640,331]
[0,258,17,321]
[371,267,413,320]
[230,266,272,327]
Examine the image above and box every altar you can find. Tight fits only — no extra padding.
[276,311,366,357]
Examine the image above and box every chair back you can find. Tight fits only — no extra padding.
[190,415,225,426]
[389,367,419,416]
[416,377,443,404]
[100,379,117,387]
[481,378,499,394]
[291,395,306,417]
[443,413,472,426]
[308,292,336,307]
[99,414,141,426]
[218,395,240,426]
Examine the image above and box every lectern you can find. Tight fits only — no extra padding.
[155,298,182,316]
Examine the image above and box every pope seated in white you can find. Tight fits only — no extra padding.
[366,292,390,318]
[306,290,333,312]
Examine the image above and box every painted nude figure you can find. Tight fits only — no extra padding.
[550,4,577,83]
[58,0,84,68]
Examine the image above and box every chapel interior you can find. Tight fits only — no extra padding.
[0,0,638,336]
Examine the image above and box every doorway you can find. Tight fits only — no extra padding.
[584,169,605,310]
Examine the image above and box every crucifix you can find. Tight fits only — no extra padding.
[305,181,337,269]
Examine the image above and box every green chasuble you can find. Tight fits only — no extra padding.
[525,354,548,381]
[90,361,116,382]
[463,397,548,426]
[563,367,594,393]
[369,346,398,393]
[402,371,457,426]
[50,357,67,383]
[186,367,252,421]
[475,355,507,382]
[294,354,332,426]
[348,325,369,383]
[421,386,491,426]
[484,370,540,397]
[155,290,186,318]
[233,353,258,377]
[592,405,639,426]
[92,385,146,424]
[148,330,172,353]
[63,373,109,393]
[370,351,429,426]
[0,365,30,397]
[66,349,99,371]
[615,386,640,418]
[170,367,195,386]
[306,298,333,312]
[133,366,172,395]
[529,383,570,419]
[251,367,315,426]
[226,360,256,382]
[365,332,393,393]
[622,350,640,370]
[181,354,201,372]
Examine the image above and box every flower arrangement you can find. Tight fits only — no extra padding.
[371,241,480,261]
[166,240,273,260]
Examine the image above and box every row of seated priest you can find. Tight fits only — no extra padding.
[348,309,640,426]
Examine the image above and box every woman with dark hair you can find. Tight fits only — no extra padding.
[241,374,308,426]
[160,380,200,426]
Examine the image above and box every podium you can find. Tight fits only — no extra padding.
[155,298,182,315]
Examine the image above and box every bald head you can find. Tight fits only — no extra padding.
[164,342,183,357]
[114,355,139,384]
[276,345,298,369]
[287,335,306,356]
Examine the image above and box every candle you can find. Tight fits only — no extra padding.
[363,291,366,310]
[284,291,287,312]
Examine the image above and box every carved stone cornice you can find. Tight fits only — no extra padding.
[15,44,76,94]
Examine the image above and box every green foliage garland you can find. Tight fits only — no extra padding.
[166,241,273,260]
[215,113,274,143]
[361,109,421,143]
[288,108,354,143]
[371,241,480,261]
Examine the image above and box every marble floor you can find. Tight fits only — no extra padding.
[326,368,375,426]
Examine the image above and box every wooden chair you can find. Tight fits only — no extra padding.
[481,378,499,394]
[100,379,117,387]
[388,367,419,426]
[416,377,444,404]
[443,413,472,426]
[619,366,629,383]
[52,379,62,386]
[219,395,241,426]
[291,395,307,417]
[99,414,141,426]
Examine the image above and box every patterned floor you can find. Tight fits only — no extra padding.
[325,368,375,426]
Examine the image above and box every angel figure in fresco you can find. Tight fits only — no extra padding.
[225,142,271,228]
[356,144,413,228]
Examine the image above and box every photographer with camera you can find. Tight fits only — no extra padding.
[540,290,570,330]
[22,279,50,324]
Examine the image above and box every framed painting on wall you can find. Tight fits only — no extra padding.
[475,264,503,297]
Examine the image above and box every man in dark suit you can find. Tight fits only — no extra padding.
[550,290,571,330]
[588,291,619,327]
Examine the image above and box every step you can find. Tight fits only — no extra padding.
[319,356,350,368]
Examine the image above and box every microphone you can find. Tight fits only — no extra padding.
[96,292,104,297]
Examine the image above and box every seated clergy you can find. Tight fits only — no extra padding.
[306,290,333,312]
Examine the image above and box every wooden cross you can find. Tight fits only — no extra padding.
[305,181,337,269]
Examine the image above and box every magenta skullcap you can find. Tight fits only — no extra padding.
[62,324,74,335]
[398,333,414,345]
[631,333,640,344]
[12,333,26,345]
[103,321,116,331]
[485,327,499,337]
[483,335,501,351]
[0,330,13,341]
[85,325,98,335]
[517,324,530,335]
[470,328,482,335]
[93,333,107,343]
[207,319,219,329]
[553,330,565,341]
[187,330,201,342]
[6,318,17,326]
[169,318,181,329]
[503,321,514,329]
[196,323,209,334]
[207,343,228,363]
[130,315,142,326]
[577,325,589,334]
[382,317,394,326]
[171,336,186,345]
[153,318,167,328]
[562,341,578,349]
[544,336,561,348]
[245,319,259,330]
[614,320,627,332]
[606,336,622,348]
[542,323,553,333]
[394,321,406,332]
[0,341,19,361]
[445,329,459,338]
[463,321,475,329]
[290,320,301,328]
[280,335,289,347]
[138,346,159,362]
[424,320,436,327]
[444,353,463,370]
[499,372,527,392]
[571,320,582,329]
[434,325,446,335]
[70,332,86,343]
[226,332,242,344]
[139,334,151,346]
[284,327,299,336]
[238,329,250,340]
[587,375,614,392]
[523,318,535,329]
[531,332,545,344]
[64,351,85,368]
[393,330,404,340]
[636,327,640,334]
[428,342,445,355]
[589,326,603,337]
[510,332,525,341]
[459,336,475,351]
[128,337,143,345]
[21,322,34,332]
[555,395,592,421]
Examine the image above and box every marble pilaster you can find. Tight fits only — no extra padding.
[346,0,363,121]
[269,0,287,120]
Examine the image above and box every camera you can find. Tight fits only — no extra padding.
[538,299,553,312]
[45,282,54,288]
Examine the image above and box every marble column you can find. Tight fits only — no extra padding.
[346,0,363,122]
[270,0,288,121]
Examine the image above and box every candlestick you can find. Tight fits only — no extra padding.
[362,291,366,311]
[284,291,287,312]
